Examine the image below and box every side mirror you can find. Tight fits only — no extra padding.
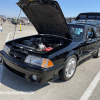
[88,35,93,38]
[87,32,94,38]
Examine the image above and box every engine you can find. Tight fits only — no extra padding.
[11,37,65,54]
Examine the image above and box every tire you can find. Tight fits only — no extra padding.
[59,55,77,81]
[94,48,100,58]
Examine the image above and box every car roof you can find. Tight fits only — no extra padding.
[76,12,100,20]
[68,21,100,27]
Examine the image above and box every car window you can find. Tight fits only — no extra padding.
[68,25,84,40]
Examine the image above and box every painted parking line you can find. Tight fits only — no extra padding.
[5,31,14,42]
[80,71,100,100]
[5,30,37,42]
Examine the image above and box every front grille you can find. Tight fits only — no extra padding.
[9,50,27,61]
[9,53,23,61]
[5,63,26,78]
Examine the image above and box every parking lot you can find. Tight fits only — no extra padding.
[0,21,100,100]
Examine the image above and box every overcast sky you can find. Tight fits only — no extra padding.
[0,0,100,17]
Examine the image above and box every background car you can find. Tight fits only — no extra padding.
[17,19,26,25]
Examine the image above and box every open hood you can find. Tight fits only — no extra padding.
[17,0,71,39]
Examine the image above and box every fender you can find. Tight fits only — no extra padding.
[65,50,79,62]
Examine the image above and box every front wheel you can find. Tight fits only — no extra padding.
[59,55,77,81]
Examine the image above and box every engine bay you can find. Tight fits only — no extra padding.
[10,36,66,54]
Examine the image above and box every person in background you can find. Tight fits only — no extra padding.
[27,20,30,26]
[9,18,11,24]
[14,18,17,27]
[3,19,5,22]
[8,18,9,22]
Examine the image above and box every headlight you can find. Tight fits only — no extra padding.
[24,55,54,68]
[3,45,10,54]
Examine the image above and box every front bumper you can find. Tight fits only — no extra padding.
[0,51,63,84]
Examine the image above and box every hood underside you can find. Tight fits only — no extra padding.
[17,0,71,38]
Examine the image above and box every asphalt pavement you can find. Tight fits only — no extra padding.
[0,21,100,100]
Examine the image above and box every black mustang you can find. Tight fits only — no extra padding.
[0,0,100,84]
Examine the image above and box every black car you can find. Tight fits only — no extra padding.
[0,0,100,84]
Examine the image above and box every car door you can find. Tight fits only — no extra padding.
[80,27,97,61]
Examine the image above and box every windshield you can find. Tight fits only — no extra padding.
[68,25,84,40]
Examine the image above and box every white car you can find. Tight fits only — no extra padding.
[0,23,3,32]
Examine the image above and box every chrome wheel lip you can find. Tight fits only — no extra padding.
[65,58,76,78]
